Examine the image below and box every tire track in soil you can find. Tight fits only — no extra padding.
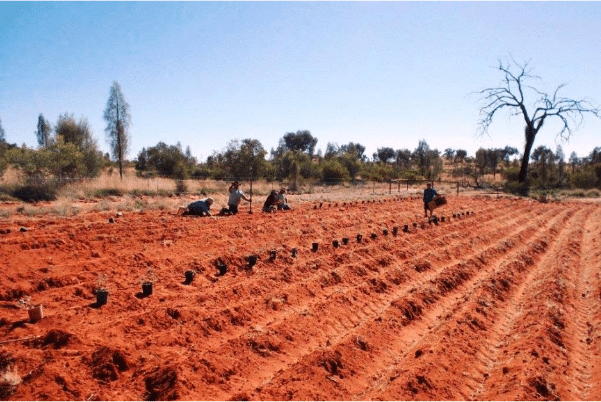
[581,206,601,401]
[223,204,564,399]
[477,204,601,401]
[465,205,593,401]
[462,205,589,401]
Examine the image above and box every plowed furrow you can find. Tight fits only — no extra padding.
[213,205,567,399]
[323,205,575,401]
[74,199,542,342]
[456,206,590,400]
[582,206,601,401]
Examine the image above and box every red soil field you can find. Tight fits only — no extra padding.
[1,195,601,400]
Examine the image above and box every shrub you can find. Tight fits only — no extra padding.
[569,170,597,189]
[321,160,350,184]
[90,188,125,198]
[503,179,530,197]
[12,177,60,202]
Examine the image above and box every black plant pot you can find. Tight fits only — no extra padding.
[403,224,409,232]
[142,282,153,296]
[217,263,228,276]
[247,255,258,268]
[332,240,339,248]
[269,250,277,260]
[357,234,362,243]
[185,270,195,283]
[96,289,109,306]
[392,226,399,236]
[291,248,298,258]
[371,233,378,239]
[312,242,319,252]
[342,237,349,245]
[383,229,389,236]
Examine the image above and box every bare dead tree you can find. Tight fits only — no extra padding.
[477,59,599,182]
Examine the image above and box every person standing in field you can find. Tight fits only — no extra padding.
[226,181,251,214]
[423,182,438,218]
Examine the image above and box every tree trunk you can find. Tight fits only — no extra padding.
[518,126,536,183]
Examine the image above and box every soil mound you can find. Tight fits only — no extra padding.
[90,346,129,382]
[144,366,179,401]
[32,329,78,349]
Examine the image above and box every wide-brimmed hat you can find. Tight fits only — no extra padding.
[206,197,214,205]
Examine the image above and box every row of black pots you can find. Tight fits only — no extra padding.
[94,280,156,306]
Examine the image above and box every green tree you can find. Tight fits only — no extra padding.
[375,147,396,164]
[477,58,600,182]
[36,113,52,148]
[135,142,195,179]
[454,149,467,164]
[395,149,412,170]
[281,130,318,156]
[531,145,554,186]
[54,113,104,177]
[569,152,580,173]
[221,139,267,180]
[104,81,131,179]
[321,159,350,183]
[0,118,6,143]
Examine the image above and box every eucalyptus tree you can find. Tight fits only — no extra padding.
[104,81,131,179]
[36,113,52,148]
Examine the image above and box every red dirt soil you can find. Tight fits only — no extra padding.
[1,195,601,400]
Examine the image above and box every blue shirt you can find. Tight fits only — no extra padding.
[188,200,210,215]
[423,188,438,203]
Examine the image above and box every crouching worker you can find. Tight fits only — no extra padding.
[225,181,251,214]
[275,188,291,210]
[178,197,214,216]
[263,190,278,213]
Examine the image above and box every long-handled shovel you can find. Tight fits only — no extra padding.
[248,166,253,214]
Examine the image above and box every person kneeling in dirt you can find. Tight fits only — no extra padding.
[423,182,438,218]
[179,197,213,216]
[275,187,291,210]
[263,190,279,213]
[223,181,251,215]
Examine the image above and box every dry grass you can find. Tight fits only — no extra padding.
[0,366,21,399]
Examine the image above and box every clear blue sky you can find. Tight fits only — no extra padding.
[1,2,600,163]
